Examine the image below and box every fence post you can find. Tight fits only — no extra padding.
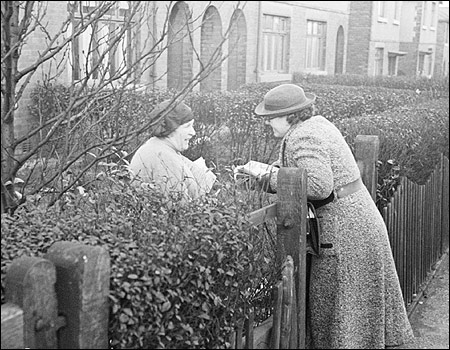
[1,303,24,349]
[44,241,110,349]
[276,167,308,349]
[3,257,58,348]
[355,135,380,202]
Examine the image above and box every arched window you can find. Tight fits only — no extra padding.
[200,6,223,91]
[335,26,345,74]
[227,9,247,91]
[167,2,193,91]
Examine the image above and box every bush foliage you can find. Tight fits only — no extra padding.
[1,166,278,349]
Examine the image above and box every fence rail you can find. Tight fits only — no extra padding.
[2,136,449,349]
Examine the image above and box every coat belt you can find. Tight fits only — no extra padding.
[335,177,365,198]
[309,177,365,209]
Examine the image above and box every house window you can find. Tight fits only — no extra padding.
[378,1,387,18]
[262,14,289,73]
[430,2,437,28]
[393,1,400,23]
[70,1,134,82]
[306,20,327,70]
[423,2,428,28]
[375,48,384,76]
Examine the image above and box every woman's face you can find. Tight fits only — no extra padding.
[166,120,196,152]
[265,115,291,138]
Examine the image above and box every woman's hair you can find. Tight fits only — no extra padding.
[286,105,315,125]
[151,100,194,137]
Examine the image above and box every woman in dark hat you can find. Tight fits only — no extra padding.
[236,84,413,349]
[129,99,215,201]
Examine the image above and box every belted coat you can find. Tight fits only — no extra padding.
[269,115,414,349]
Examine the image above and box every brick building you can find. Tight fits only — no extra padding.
[346,1,443,77]
[3,1,446,153]
[434,4,449,77]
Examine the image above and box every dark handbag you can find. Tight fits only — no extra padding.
[306,202,321,256]
[306,193,334,256]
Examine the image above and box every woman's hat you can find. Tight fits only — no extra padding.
[254,84,316,118]
[151,99,194,137]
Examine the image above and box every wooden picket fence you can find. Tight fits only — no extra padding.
[2,135,449,349]
[382,153,449,310]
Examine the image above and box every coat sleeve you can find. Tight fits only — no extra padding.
[268,133,334,200]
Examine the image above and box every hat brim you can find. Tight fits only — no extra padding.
[254,92,316,118]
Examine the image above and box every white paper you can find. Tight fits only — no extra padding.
[192,157,217,193]
[234,160,273,180]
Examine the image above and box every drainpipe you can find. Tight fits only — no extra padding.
[255,1,262,83]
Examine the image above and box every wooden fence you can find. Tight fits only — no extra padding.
[1,242,110,349]
[2,135,449,349]
[382,153,449,309]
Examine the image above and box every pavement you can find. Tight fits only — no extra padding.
[392,249,449,349]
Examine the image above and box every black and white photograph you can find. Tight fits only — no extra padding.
[1,1,448,349]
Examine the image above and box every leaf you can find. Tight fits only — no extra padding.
[161,301,171,312]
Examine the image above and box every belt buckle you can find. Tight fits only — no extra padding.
[333,187,341,199]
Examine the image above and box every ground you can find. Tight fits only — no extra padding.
[392,250,449,349]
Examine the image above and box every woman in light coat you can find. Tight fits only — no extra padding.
[129,100,214,201]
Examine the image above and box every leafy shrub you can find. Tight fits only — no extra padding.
[2,166,280,349]
[334,98,449,207]
[28,83,176,159]
[292,72,449,98]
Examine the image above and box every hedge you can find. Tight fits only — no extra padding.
[1,167,278,349]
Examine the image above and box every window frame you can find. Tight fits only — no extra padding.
[305,20,327,71]
[393,1,401,25]
[377,1,388,23]
[430,1,437,30]
[261,14,290,74]
[70,1,134,83]
[423,1,429,30]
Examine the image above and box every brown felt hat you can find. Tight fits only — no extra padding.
[254,84,316,118]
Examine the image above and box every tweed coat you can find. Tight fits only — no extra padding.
[269,115,414,349]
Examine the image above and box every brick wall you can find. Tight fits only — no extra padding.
[399,2,422,76]
[346,1,372,74]
[398,42,418,75]
[14,2,68,153]
[434,20,449,77]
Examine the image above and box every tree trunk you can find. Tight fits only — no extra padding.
[1,1,21,213]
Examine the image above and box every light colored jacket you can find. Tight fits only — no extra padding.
[129,137,206,200]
